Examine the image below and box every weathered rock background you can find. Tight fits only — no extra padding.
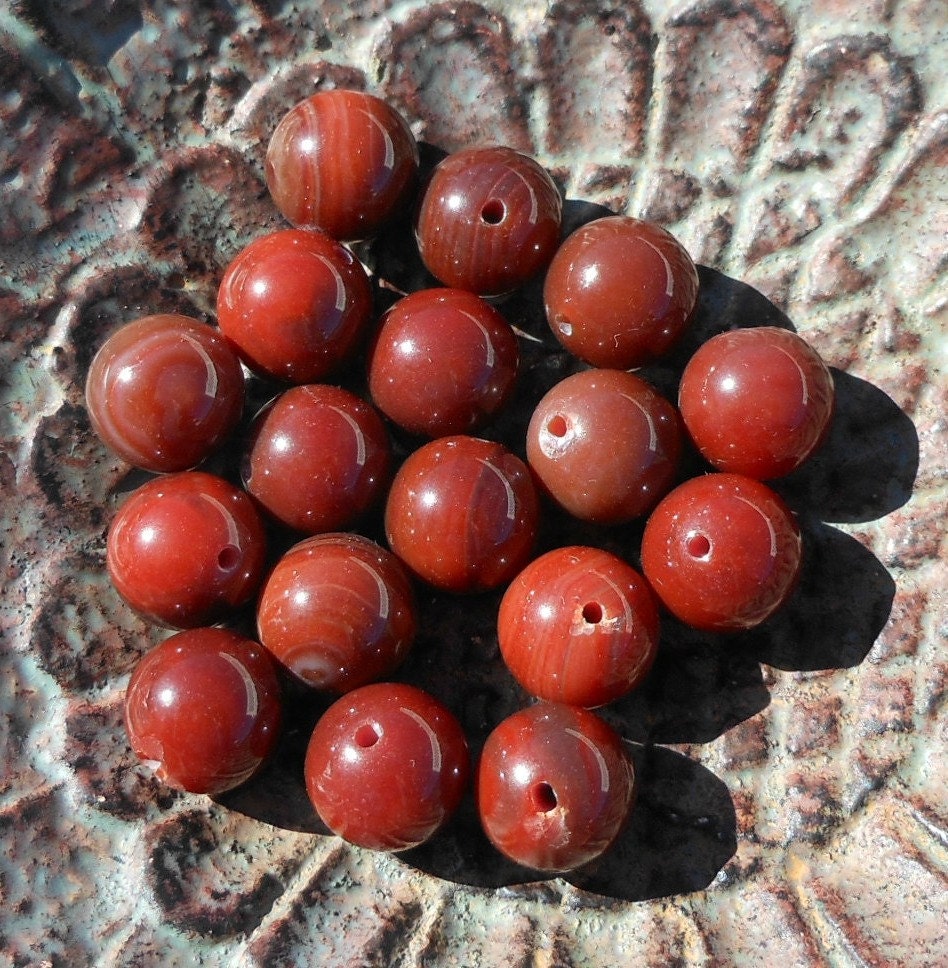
[1,0,945,964]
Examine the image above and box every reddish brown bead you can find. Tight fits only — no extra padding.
[526,369,682,523]
[266,89,419,241]
[85,314,245,473]
[477,703,635,872]
[305,682,469,851]
[242,385,391,535]
[124,627,282,795]
[415,146,563,296]
[107,472,267,629]
[498,547,659,708]
[544,216,699,368]
[367,287,519,437]
[384,436,539,593]
[216,229,373,384]
[640,473,802,632]
[678,326,835,479]
[257,533,417,693]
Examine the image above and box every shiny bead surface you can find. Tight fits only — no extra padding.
[216,229,373,384]
[526,368,682,523]
[124,627,282,795]
[85,314,244,473]
[544,216,699,368]
[640,473,802,632]
[107,472,267,628]
[477,703,635,872]
[305,683,469,851]
[498,547,659,708]
[367,287,519,437]
[242,384,391,535]
[415,146,563,296]
[265,89,419,241]
[384,435,539,593]
[257,533,417,692]
[678,326,835,479]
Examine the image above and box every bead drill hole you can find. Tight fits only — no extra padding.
[686,533,711,558]
[530,781,558,813]
[480,199,506,224]
[355,724,380,748]
[582,601,603,624]
[546,414,568,437]
[217,545,240,570]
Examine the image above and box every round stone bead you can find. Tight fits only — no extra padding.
[640,473,802,632]
[107,471,267,629]
[124,627,282,795]
[498,546,659,708]
[477,703,635,872]
[544,216,699,368]
[384,436,539,593]
[305,682,469,851]
[242,384,391,535]
[257,533,417,693]
[367,287,519,437]
[415,146,563,296]
[216,229,373,384]
[85,314,245,473]
[526,368,682,523]
[678,326,835,479]
[266,89,419,241]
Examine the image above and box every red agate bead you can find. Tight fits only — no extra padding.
[544,216,698,368]
[640,473,802,632]
[124,627,282,795]
[678,326,835,479]
[257,533,417,692]
[367,287,519,437]
[384,436,539,593]
[242,384,391,535]
[85,314,244,473]
[526,368,682,523]
[217,229,372,384]
[107,471,267,628]
[498,547,659,708]
[477,703,635,872]
[415,146,563,296]
[265,89,419,241]
[305,683,469,851]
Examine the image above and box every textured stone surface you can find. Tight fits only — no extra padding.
[1,0,946,964]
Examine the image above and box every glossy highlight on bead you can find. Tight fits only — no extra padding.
[498,546,659,707]
[305,682,469,851]
[242,384,392,535]
[124,627,282,795]
[367,287,519,437]
[85,313,245,473]
[526,368,682,523]
[544,215,699,368]
[640,472,802,632]
[217,229,373,384]
[257,533,417,692]
[415,146,563,295]
[384,435,539,592]
[107,471,267,628]
[477,703,635,871]
[266,89,419,241]
[678,326,835,479]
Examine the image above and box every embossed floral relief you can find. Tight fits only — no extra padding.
[1,0,945,965]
